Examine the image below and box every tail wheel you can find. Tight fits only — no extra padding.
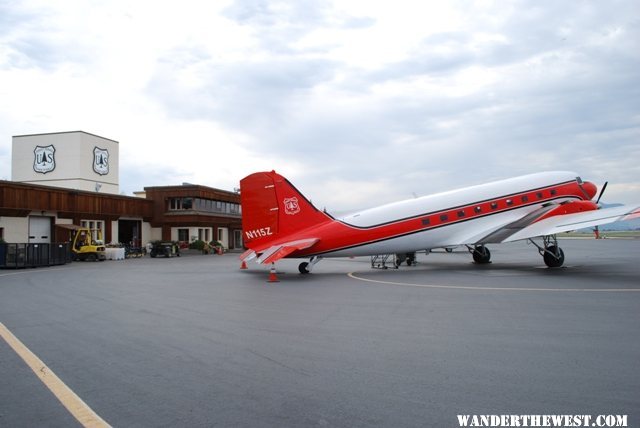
[472,245,491,264]
[543,245,564,268]
[298,262,310,274]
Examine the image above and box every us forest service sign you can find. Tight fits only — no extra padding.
[283,197,300,215]
[93,147,109,175]
[33,145,56,174]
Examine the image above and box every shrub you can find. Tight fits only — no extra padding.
[189,240,206,251]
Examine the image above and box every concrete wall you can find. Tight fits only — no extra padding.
[0,216,28,242]
[144,224,162,243]
[12,131,119,194]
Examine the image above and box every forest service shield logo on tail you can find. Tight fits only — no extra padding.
[93,147,109,175]
[33,145,56,174]
[283,197,300,215]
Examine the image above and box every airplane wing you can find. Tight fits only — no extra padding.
[504,203,640,242]
[241,238,320,265]
[462,203,640,245]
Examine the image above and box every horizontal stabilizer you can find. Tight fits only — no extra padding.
[239,249,257,262]
[257,238,320,264]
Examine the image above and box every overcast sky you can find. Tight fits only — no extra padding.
[1,0,638,211]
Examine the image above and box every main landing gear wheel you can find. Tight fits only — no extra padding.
[472,245,491,264]
[394,253,416,267]
[543,245,565,268]
[299,262,310,274]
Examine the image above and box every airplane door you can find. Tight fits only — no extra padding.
[29,216,51,243]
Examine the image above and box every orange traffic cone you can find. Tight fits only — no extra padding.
[240,260,248,270]
[267,263,279,283]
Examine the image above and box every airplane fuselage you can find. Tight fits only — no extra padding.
[286,172,594,258]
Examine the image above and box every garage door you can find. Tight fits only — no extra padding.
[29,216,51,243]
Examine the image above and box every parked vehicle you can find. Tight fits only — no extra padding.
[67,226,106,261]
[149,241,180,258]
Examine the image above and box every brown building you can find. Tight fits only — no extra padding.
[1,131,242,250]
[0,180,242,250]
[143,183,242,249]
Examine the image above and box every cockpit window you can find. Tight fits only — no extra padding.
[576,177,583,184]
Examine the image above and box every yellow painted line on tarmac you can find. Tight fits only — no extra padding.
[0,322,111,428]
[347,272,640,292]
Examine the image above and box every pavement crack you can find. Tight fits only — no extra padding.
[246,348,310,377]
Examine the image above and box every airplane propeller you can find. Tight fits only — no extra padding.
[595,181,608,206]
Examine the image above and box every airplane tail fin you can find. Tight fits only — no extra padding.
[239,171,330,249]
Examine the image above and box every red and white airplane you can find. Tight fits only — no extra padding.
[239,170,640,273]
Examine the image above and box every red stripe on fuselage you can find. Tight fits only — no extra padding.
[285,179,588,257]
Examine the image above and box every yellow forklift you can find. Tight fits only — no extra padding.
[58,225,106,261]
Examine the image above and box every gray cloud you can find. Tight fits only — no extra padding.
[1,1,638,209]
[0,3,97,71]
[147,52,339,135]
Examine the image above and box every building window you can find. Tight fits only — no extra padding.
[234,230,243,248]
[0,227,4,240]
[198,228,211,242]
[169,197,239,215]
[80,220,105,242]
[168,198,194,210]
[178,228,189,242]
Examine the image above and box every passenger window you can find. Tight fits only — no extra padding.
[521,195,529,202]
[474,206,482,213]
[440,214,448,222]
[536,192,543,199]
[550,189,557,196]
[506,199,513,206]
[490,202,498,209]
[422,218,430,225]
[457,210,465,218]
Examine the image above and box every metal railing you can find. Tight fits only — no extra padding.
[0,243,72,269]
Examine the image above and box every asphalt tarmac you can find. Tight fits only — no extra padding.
[1,239,639,427]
